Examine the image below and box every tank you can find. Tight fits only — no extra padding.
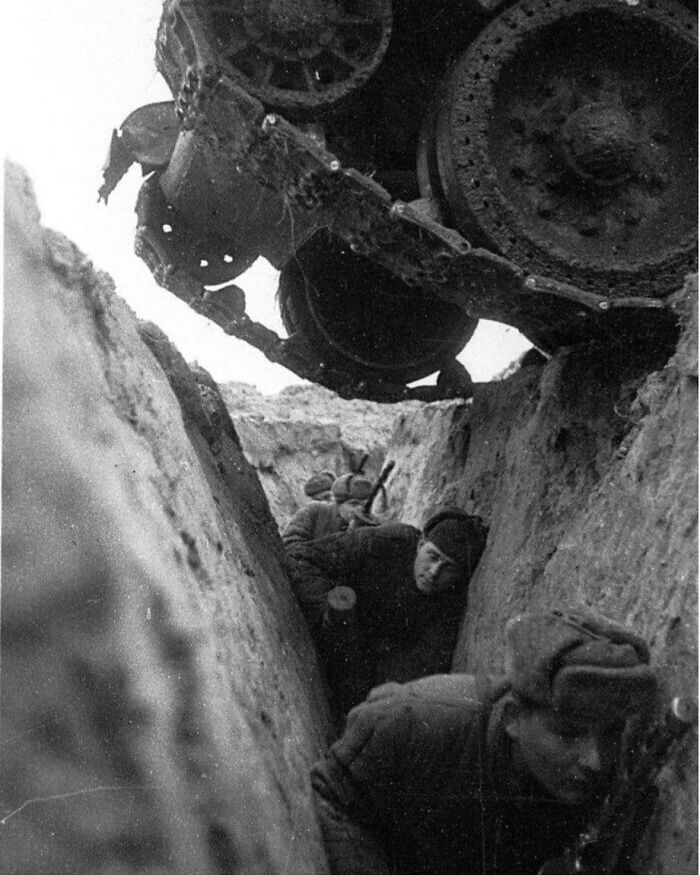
[100,0,697,401]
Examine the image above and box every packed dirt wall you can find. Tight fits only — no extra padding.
[3,160,697,874]
[219,382,413,525]
[382,283,698,874]
[3,163,333,875]
[220,295,698,874]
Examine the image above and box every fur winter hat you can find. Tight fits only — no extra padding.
[332,473,374,503]
[304,471,336,498]
[422,508,488,574]
[505,610,658,720]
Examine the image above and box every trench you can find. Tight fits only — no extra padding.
[3,162,697,875]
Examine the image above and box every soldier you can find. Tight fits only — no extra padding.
[286,508,487,712]
[282,473,375,547]
[311,610,658,875]
[304,471,336,503]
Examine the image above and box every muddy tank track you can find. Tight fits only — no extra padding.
[100,0,695,402]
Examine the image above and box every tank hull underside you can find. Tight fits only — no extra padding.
[100,0,696,401]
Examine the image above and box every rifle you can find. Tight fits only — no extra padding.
[363,460,395,516]
[353,452,369,475]
[538,697,697,875]
[346,461,395,530]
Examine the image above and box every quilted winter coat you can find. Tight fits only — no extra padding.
[286,524,469,711]
[312,674,621,875]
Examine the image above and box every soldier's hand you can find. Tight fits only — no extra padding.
[348,508,379,531]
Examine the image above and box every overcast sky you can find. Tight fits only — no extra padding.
[5,1,531,394]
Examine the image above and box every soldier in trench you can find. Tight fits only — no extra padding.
[285,508,488,713]
[311,610,658,875]
[303,470,336,503]
[281,472,377,547]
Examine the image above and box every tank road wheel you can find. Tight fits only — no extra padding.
[426,0,697,298]
[135,174,257,287]
[204,0,392,114]
[278,232,477,385]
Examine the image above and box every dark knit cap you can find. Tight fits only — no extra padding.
[422,508,488,573]
[304,471,335,498]
[505,610,659,721]
[332,473,374,502]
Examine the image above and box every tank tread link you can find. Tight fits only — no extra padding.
[100,0,696,402]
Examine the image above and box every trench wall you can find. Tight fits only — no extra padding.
[384,281,698,874]
[2,163,333,875]
[3,157,696,875]
[220,382,412,526]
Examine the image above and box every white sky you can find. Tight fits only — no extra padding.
[4,2,531,394]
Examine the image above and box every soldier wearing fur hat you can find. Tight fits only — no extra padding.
[311,610,658,875]
[304,471,336,502]
[286,508,488,712]
[282,473,376,547]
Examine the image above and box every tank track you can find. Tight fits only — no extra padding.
[102,0,684,402]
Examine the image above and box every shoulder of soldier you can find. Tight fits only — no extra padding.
[285,502,340,531]
[351,674,496,740]
[282,501,332,540]
[370,673,500,709]
[286,520,417,566]
[307,500,339,516]
[353,521,420,552]
[326,675,509,786]
[339,676,492,772]
[286,501,330,522]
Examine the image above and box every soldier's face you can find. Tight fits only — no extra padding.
[413,538,460,594]
[505,703,624,805]
[338,498,365,521]
[315,490,333,502]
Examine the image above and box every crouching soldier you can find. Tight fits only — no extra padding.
[282,473,375,547]
[303,471,336,503]
[286,508,487,713]
[311,610,659,875]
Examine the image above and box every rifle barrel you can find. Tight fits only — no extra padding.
[364,461,395,515]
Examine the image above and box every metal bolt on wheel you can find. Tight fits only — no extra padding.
[424,0,697,298]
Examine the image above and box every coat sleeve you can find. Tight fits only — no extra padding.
[375,614,459,685]
[285,531,361,632]
[281,504,319,546]
[311,684,411,875]
[373,588,464,686]
[313,676,486,875]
